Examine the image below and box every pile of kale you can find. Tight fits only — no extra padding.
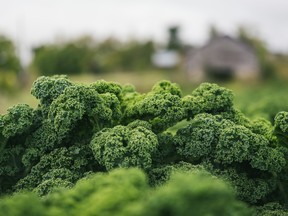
[0,75,287,215]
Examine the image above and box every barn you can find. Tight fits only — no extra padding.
[186,35,260,81]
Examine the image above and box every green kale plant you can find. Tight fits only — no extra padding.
[0,75,287,215]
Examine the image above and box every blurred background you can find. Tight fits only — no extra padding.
[0,0,288,120]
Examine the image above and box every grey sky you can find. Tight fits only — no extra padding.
[1,0,288,64]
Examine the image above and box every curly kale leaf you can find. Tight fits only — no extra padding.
[90,121,158,171]
[123,81,185,133]
[15,144,98,196]
[175,114,223,160]
[31,75,72,107]
[48,84,122,139]
[274,111,288,147]
[1,104,34,138]
[182,83,234,119]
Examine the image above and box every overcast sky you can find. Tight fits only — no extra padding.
[1,0,288,64]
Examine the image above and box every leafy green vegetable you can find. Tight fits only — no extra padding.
[0,168,252,216]
[90,121,158,171]
[0,76,287,215]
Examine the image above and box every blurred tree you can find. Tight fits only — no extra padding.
[237,26,276,80]
[0,35,20,72]
[0,34,21,91]
[93,38,121,72]
[32,36,98,75]
[104,40,155,71]
[32,36,155,75]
